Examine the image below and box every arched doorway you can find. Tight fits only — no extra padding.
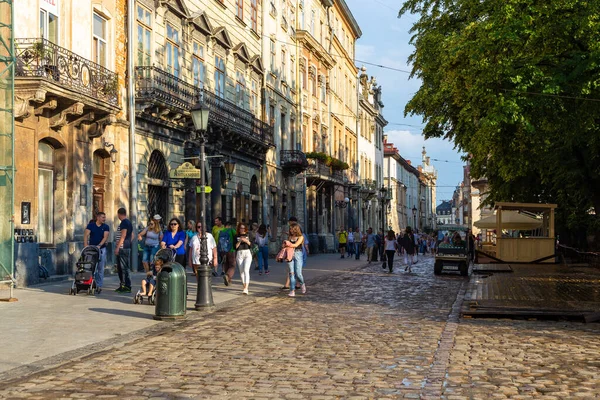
[92,150,109,216]
[147,150,169,224]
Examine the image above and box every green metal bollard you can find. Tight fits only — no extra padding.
[153,262,186,321]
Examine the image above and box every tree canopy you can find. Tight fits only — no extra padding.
[400,0,600,238]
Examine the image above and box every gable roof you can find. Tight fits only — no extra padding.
[249,55,264,74]
[212,26,233,50]
[162,0,190,18]
[233,42,251,64]
[190,11,213,36]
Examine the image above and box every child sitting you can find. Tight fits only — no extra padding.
[139,257,164,297]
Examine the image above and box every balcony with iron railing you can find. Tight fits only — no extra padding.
[15,38,119,107]
[280,150,309,175]
[134,66,273,146]
[306,158,345,184]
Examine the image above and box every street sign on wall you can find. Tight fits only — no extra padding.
[169,162,200,179]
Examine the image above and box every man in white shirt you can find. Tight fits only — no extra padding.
[189,222,218,284]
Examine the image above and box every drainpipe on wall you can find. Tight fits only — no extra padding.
[127,0,138,272]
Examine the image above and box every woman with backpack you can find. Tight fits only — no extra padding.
[255,224,270,275]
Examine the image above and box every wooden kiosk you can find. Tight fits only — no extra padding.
[475,202,557,263]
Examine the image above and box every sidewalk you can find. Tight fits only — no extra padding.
[0,253,365,379]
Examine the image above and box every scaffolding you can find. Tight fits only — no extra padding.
[0,0,16,301]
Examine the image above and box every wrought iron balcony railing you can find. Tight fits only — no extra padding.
[306,159,344,183]
[199,88,273,145]
[134,66,273,145]
[280,150,309,172]
[360,179,378,191]
[15,38,118,106]
[135,65,197,112]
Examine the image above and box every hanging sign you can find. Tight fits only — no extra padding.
[169,162,201,179]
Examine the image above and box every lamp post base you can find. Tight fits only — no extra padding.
[194,264,214,310]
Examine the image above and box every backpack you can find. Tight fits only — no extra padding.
[218,229,232,253]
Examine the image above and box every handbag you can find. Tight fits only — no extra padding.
[250,244,259,256]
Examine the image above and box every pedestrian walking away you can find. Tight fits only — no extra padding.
[400,226,416,273]
[284,222,306,297]
[384,230,398,273]
[138,217,163,273]
[189,222,218,284]
[255,224,270,275]
[114,208,134,293]
[218,220,237,286]
[184,219,197,268]
[354,227,362,260]
[235,223,253,294]
[211,216,226,276]
[161,218,186,267]
[83,212,110,293]
[366,228,377,264]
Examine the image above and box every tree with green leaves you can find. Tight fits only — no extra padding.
[400,0,600,242]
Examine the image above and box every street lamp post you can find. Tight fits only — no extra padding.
[190,102,213,310]
[412,205,417,231]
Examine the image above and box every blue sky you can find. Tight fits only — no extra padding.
[346,0,466,203]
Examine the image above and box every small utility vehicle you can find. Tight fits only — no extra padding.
[434,225,471,276]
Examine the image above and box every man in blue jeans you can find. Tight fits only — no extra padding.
[115,208,134,293]
[84,212,110,294]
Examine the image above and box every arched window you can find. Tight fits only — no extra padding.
[147,150,169,221]
[38,142,54,243]
[250,175,259,195]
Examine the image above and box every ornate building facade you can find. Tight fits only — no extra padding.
[13,0,127,285]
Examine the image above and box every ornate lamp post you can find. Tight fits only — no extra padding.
[190,102,213,310]
[412,205,417,231]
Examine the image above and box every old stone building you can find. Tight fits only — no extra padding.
[13,0,128,285]
[133,0,271,231]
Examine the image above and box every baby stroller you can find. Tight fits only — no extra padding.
[134,248,175,305]
[70,246,99,295]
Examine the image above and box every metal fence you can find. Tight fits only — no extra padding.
[557,244,600,268]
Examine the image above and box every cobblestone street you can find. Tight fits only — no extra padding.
[2,256,600,399]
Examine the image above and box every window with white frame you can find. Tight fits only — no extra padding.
[310,9,315,36]
[235,70,246,107]
[166,23,180,77]
[236,0,243,20]
[92,12,107,67]
[250,0,257,31]
[281,49,286,81]
[214,55,226,98]
[250,79,258,115]
[40,8,58,44]
[136,5,152,66]
[269,39,276,71]
[320,76,326,103]
[192,41,205,88]
[38,142,54,244]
